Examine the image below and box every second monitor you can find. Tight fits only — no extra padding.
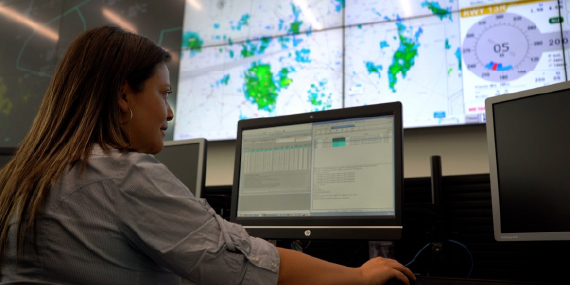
[486,81,570,241]
[230,102,403,240]
[154,138,208,198]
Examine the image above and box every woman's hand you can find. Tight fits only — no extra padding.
[358,257,415,285]
[276,247,415,285]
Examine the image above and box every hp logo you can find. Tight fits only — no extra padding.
[304,230,311,237]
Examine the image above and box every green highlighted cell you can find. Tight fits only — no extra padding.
[332,137,346,147]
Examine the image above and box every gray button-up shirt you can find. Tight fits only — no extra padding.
[1,145,279,284]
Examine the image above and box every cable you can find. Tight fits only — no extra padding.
[404,240,474,277]
[404,243,430,267]
[290,240,311,252]
[447,239,474,278]
[290,240,303,252]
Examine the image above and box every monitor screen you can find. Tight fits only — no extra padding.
[153,139,207,198]
[175,0,570,140]
[230,102,403,240]
[486,81,570,241]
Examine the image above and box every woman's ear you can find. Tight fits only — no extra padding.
[118,81,133,113]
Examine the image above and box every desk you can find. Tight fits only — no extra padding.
[415,276,564,285]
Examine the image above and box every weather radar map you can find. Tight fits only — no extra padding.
[175,0,570,141]
[175,0,344,141]
[345,0,464,127]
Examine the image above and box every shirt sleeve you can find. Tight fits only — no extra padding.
[114,153,280,285]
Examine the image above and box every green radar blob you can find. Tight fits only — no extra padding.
[243,62,278,112]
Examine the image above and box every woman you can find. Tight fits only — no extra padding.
[0,26,415,285]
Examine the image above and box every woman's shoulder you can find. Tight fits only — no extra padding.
[88,144,187,194]
[71,144,168,189]
[90,144,162,169]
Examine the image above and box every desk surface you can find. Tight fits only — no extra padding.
[415,276,564,285]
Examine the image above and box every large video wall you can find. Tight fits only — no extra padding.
[175,0,569,141]
[2,0,568,145]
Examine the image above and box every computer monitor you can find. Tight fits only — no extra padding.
[486,81,570,241]
[154,139,207,198]
[230,102,403,240]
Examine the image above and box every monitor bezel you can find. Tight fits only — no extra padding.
[161,138,208,198]
[230,102,403,240]
[485,81,570,242]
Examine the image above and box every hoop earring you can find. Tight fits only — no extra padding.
[119,109,133,125]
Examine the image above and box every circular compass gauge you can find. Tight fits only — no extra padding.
[462,12,543,82]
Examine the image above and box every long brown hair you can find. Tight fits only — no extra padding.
[0,26,171,256]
